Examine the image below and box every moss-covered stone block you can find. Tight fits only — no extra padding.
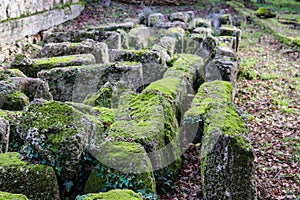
[77,189,143,200]
[165,53,204,90]
[0,191,28,200]
[0,152,60,200]
[0,68,26,81]
[18,101,105,199]
[0,81,29,111]
[84,141,156,197]
[109,49,167,86]
[161,27,185,53]
[182,81,256,199]
[254,7,276,19]
[15,54,96,78]
[107,76,195,194]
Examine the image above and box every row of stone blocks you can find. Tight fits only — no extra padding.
[0,11,255,200]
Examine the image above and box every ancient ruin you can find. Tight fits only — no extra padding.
[0,1,256,199]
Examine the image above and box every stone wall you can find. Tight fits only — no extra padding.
[0,0,84,62]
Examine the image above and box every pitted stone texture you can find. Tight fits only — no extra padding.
[44,30,121,49]
[0,152,60,200]
[37,40,109,64]
[128,27,150,50]
[12,54,96,78]
[0,117,9,153]
[148,13,167,27]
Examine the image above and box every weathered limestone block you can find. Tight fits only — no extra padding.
[109,75,196,193]
[195,34,218,60]
[9,77,53,101]
[128,27,150,50]
[12,54,96,77]
[0,68,26,80]
[0,4,84,51]
[156,36,176,57]
[193,27,212,35]
[218,26,241,37]
[0,117,9,153]
[117,29,129,49]
[0,81,29,111]
[37,40,109,64]
[170,11,192,23]
[0,152,60,200]
[182,81,256,200]
[204,46,238,98]
[216,14,233,26]
[109,49,167,86]
[84,141,156,197]
[18,101,104,199]
[148,13,167,27]
[0,191,28,200]
[164,54,204,91]
[44,30,121,49]
[189,18,210,30]
[160,27,185,53]
[38,62,144,103]
[185,33,206,54]
[77,189,143,200]
[87,22,134,32]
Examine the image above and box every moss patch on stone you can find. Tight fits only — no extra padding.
[78,189,143,200]
[84,141,156,196]
[0,152,60,200]
[0,191,28,200]
[1,90,29,111]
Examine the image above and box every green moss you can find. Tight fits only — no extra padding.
[33,56,75,69]
[83,86,112,108]
[20,101,86,152]
[143,77,180,98]
[254,7,276,18]
[0,152,25,166]
[80,189,143,200]
[0,152,59,200]
[2,91,29,111]
[84,141,156,196]
[0,191,28,200]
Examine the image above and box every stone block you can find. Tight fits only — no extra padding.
[128,27,150,50]
[43,30,121,49]
[0,117,9,153]
[109,49,167,86]
[84,141,156,196]
[77,189,143,200]
[0,152,60,200]
[148,13,167,27]
[37,40,109,64]
[12,54,96,78]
